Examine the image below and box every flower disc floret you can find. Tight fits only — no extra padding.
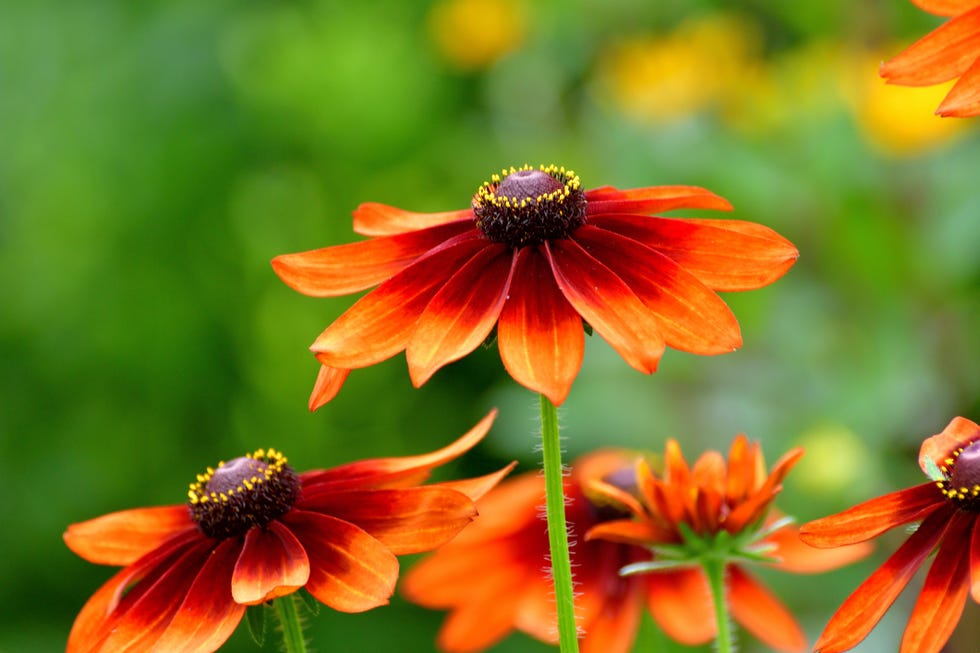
[472,164,586,247]
[937,440,980,510]
[188,448,300,538]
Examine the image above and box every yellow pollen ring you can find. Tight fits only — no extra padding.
[476,163,581,209]
[187,448,289,506]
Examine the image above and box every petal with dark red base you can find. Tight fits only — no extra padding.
[880,7,980,86]
[728,566,806,653]
[64,506,195,566]
[353,203,473,236]
[283,510,398,613]
[497,248,585,405]
[232,521,310,605]
[584,185,733,215]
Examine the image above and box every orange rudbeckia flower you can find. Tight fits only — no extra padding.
[800,416,980,653]
[880,0,980,117]
[64,412,510,653]
[272,164,798,409]
[586,436,871,652]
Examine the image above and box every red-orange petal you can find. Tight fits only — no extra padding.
[575,226,742,355]
[880,7,980,86]
[64,505,195,566]
[282,510,398,613]
[406,244,513,387]
[231,521,310,605]
[308,365,351,411]
[938,56,980,115]
[900,512,972,653]
[497,247,585,405]
[591,214,799,292]
[149,538,246,653]
[800,483,942,547]
[584,518,673,546]
[272,221,471,297]
[912,0,980,17]
[765,524,872,574]
[435,462,517,504]
[645,568,715,645]
[728,566,806,652]
[971,515,980,602]
[546,238,666,374]
[579,580,644,653]
[310,233,487,369]
[353,203,473,236]
[813,506,954,653]
[584,185,733,215]
[919,416,980,475]
[297,486,478,555]
[300,410,496,491]
[726,447,804,534]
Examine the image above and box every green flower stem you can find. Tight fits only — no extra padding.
[702,555,734,653]
[539,394,579,653]
[274,595,308,653]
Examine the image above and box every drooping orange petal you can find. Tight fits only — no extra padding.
[299,410,496,491]
[900,512,972,653]
[728,566,806,653]
[231,521,310,605]
[726,447,804,534]
[282,510,398,613]
[813,506,954,653]
[645,568,715,645]
[150,538,246,653]
[271,221,471,297]
[353,203,473,236]
[584,185,733,215]
[406,243,514,387]
[547,238,666,374]
[591,214,799,292]
[765,524,872,573]
[912,0,980,17]
[971,515,980,602]
[310,233,488,369]
[880,7,980,86]
[919,416,980,475]
[575,226,742,354]
[307,365,351,411]
[938,55,980,115]
[800,483,943,547]
[297,486,478,555]
[579,579,644,653]
[497,247,585,405]
[584,518,672,546]
[64,505,195,566]
[581,477,647,520]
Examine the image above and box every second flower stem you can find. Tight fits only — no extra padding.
[702,554,734,653]
[539,394,579,653]
[274,594,309,653]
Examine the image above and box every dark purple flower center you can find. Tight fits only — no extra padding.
[939,441,980,511]
[586,465,639,523]
[472,165,587,248]
[188,448,300,538]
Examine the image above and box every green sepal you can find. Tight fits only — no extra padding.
[245,603,268,647]
[298,588,321,616]
[923,456,944,482]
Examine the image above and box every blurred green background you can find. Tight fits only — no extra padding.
[2,0,978,651]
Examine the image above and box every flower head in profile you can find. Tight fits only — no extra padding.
[880,0,980,117]
[273,164,798,409]
[64,412,510,653]
[586,436,871,652]
[800,416,980,653]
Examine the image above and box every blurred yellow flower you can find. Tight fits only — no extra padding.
[427,0,526,71]
[594,14,761,124]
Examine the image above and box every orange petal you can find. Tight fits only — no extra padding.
[311,233,487,369]
[576,226,742,355]
[231,522,310,605]
[800,483,942,547]
[900,512,972,653]
[726,447,804,534]
[435,462,517,503]
[728,566,806,652]
[579,580,644,653]
[448,471,543,544]
[300,410,496,490]
[546,238,665,374]
[64,505,195,566]
[282,510,398,613]
[912,0,980,17]
[766,524,872,573]
[581,477,647,520]
[308,365,350,411]
[971,515,980,603]
[919,416,980,475]
[645,568,715,645]
[271,221,470,297]
[497,247,585,405]
[584,185,733,215]
[149,538,246,653]
[584,518,671,546]
[813,506,954,653]
[725,435,756,505]
[591,214,799,292]
[406,244,513,387]
[938,55,980,115]
[880,7,980,86]
[297,486,478,555]
[353,203,472,236]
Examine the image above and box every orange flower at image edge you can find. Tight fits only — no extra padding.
[801,417,980,653]
[64,412,510,653]
[403,437,869,653]
[881,0,980,117]
[272,164,798,410]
